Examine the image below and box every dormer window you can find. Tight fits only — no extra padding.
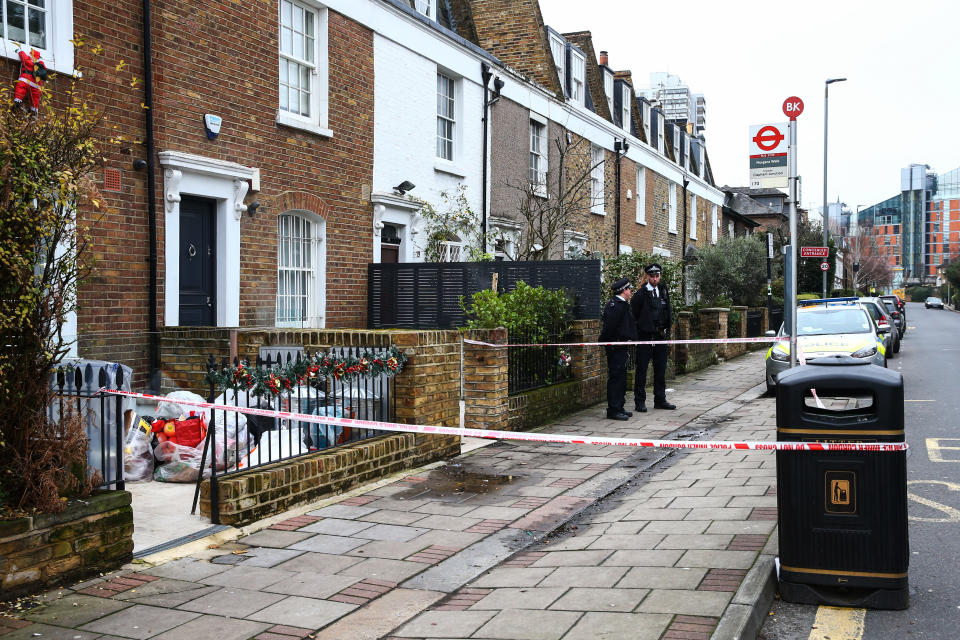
[549,33,566,95]
[641,101,651,143]
[603,69,614,116]
[406,0,432,19]
[569,49,585,106]
[621,85,631,132]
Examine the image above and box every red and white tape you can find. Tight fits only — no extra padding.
[100,389,907,453]
[464,336,788,348]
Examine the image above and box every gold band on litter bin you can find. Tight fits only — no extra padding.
[777,428,904,436]
[780,565,908,579]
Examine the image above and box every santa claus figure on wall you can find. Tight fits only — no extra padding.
[13,43,47,115]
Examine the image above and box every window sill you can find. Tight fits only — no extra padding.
[434,160,466,178]
[636,219,647,226]
[591,208,606,216]
[276,111,333,138]
[668,229,678,235]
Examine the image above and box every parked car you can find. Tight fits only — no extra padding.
[858,297,900,355]
[880,294,906,321]
[926,296,945,309]
[765,299,886,395]
[880,298,905,338]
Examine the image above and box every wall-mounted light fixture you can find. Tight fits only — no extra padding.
[393,180,416,196]
[133,159,148,171]
[246,201,261,216]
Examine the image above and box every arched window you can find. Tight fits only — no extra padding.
[277,211,325,327]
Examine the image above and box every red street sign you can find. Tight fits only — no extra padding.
[752,126,784,152]
[820,262,830,271]
[783,96,804,120]
[800,246,829,258]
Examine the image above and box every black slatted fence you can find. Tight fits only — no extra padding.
[368,260,602,329]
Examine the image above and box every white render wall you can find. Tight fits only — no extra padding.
[372,33,484,262]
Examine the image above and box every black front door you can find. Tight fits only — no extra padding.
[179,196,216,326]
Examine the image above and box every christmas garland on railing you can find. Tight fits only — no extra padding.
[204,346,408,396]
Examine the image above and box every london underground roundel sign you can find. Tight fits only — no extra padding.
[783,97,804,120]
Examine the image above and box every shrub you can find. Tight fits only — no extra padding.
[460,281,573,342]
[691,236,768,307]
[602,252,683,314]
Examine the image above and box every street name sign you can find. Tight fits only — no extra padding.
[749,122,788,188]
[800,246,829,258]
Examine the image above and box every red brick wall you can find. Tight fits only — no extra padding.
[10,4,376,387]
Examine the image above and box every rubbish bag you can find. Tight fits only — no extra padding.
[150,414,207,449]
[154,390,206,420]
[302,404,345,450]
[122,416,154,482]
[153,440,204,483]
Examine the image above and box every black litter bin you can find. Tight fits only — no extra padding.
[775,355,909,610]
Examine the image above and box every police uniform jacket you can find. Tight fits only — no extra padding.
[600,296,638,343]
[631,282,672,335]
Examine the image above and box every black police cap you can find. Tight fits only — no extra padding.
[645,263,662,275]
[610,277,632,293]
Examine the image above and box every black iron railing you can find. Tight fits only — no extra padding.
[49,362,127,491]
[194,347,396,523]
[508,331,573,395]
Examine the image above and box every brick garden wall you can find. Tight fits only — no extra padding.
[0,492,133,598]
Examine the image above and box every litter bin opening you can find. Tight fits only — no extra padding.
[802,389,876,413]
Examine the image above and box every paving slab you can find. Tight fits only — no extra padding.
[636,588,733,616]
[358,509,430,525]
[235,546,305,568]
[246,595,357,628]
[585,534,664,550]
[616,566,707,589]
[306,504,378,519]
[25,593,131,627]
[237,529,314,548]
[537,565,628,588]
[298,517,378,536]
[201,565,293,590]
[358,523,431,542]
[472,609,581,640]
[146,614,269,640]
[678,549,759,569]
[78,604,200,639]
[176,586,286,617]
[311,588,444,640]
[393,610,496,638]
[339,557,430,583]
[471,567,555,588]
[141,558,229,582]
[548,587,649,612]
[599,549,683,567]
[122,584,222,608]
[263,572,360,598]
[470,587,568,610]
[529,550,613,567]
[287,533,371,554]
[0,622,102,640]
[562,612,672,640]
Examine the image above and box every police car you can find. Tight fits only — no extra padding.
[765,298,887,395]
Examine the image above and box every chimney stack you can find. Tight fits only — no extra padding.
[599,50,609,66]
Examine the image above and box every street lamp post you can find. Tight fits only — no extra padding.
[822,77,847,299]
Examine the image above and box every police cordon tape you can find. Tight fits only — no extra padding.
[463,336,789,348]
[99,388,907,453]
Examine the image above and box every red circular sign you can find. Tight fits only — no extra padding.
[783,96,804,120]
[820,261,830,271]
[752,126,784,151]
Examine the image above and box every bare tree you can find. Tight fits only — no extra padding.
[497,132,604,261]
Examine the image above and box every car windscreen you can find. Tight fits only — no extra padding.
[793,308,873,336]
[882,300,897,313]
[929,298,942,303]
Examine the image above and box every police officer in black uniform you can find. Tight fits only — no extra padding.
[600,277,638,420]
[631,264,676,412]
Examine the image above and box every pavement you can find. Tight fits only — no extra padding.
[1,350,779,640]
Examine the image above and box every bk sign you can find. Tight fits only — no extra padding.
[782,96,804,120]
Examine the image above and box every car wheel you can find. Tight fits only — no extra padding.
[894,338,900,353]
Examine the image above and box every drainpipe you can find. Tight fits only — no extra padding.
[480,63,503,255]
[143,0,160,392]
[681,178,690,301]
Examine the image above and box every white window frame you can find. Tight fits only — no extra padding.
[603,70,614,116]
[673,125,682,164]
[440,234,464,262]
[529,114,547,197]
[590,144,605,215]
[657,116,665,154]
[668,183,677,234]
[711,204,718,244]
[642,102,651,144]
[549,34,565,94]
[436,71,457,162]
[0,0,73,74]
[276,0,330,137]
[570,49,586,107]
[490,217,522,260]
[635,166,646,225]
[690,194,697,240]
[276,211,326,328]
[407,0,432,19]
[621,85,631,132]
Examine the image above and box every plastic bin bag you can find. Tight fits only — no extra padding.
[154,390,206,420]
[122,416,154,482]
[153,440,204,483]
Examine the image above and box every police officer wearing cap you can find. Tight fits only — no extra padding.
[600,277,638,420]
[631,263,676,412]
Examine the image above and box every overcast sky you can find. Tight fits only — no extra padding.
[539,0,960,217]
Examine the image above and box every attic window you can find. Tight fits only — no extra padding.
[407,0,432,19]
[549,34,566,95]
[621,85,631,132]
[569,49,585,106]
